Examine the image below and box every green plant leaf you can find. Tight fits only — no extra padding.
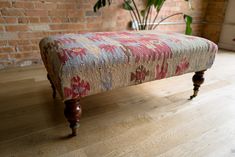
[123,0,133,11]
[146,0,165,10]
[94,0,112,12]
[146,0,155,7]
[156,0,165,11]
[140,9,146,17]
[184,14,193,35]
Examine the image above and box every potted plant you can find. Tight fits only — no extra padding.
[93,0,193,35]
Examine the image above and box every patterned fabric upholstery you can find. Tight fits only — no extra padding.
[39,31,218,101]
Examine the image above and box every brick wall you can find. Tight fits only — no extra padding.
[203,0,228,43]
[0,0,221,69]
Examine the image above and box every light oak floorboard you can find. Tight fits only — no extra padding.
[0,50,235,157]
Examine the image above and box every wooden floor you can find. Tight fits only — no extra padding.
[0,50,235,157]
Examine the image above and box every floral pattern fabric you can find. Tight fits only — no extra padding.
[39,30,218,101]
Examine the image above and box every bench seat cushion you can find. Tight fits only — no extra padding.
[39,31,218,101]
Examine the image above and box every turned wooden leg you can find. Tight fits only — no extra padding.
[64,99,82,136]
[190,70,206,100]
[47,74,56,99]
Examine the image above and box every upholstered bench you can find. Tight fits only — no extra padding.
[39,31,218,136]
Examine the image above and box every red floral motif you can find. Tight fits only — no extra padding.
[64,87,73,98]
[55,38,76,45]
[71,48,86,58]
[168,38,181,43]
[58,50,69,64]
[155,61,168,79]
[138,37,155,42]
[96,32,117,36]
[58,47,86,64]
[118,38,137,43]
[185,36,197,40]
[126,45,152,63]
[131,65,149,84]
[121,38,172,63]
[119,32,132,36]
[64,76,90,99]
[99,44,117,53]
[88,34,103,41]
[175,57,190,75]
[153,43,172,60]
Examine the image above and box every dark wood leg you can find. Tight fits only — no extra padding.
[64,99,82,136]
[47,73,56,99]
[189,70,206,100]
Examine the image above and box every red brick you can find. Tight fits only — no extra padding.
[67,10,84,17]
[17,45,33,51]
[57,3,76,9]
[50,24,85,30]
[34,2,57,10]
[0,53,10,58]
[25,10,48,17]
[0,40,8,46]
[18,17,29,24]
[1,8,24,16]
[4,17,17,24]
[12,2,34,9]
[40,17,51,23]
[18,32,49,39]
[69,17,85,23]
[48,10,68,17]
[8,40,31,46]
[30,39,41,45]
[0,26,4,31]
[6,25,29,32]
[0,47,15,53]
[81,4,93,10]
[86,23,102,31]
[28,17,40,23]
[0,1,11,8]
[51,17,69,23]
[0,17,4,23]
[10,52,39,59]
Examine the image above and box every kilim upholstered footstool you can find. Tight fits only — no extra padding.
[39,31,218,136]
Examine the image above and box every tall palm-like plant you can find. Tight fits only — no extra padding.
[93,0,193,35]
